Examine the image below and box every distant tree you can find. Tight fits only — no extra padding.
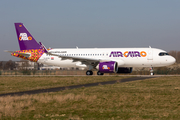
[37,63,43,70]
[169,51,180,63]
[177,51,180,63]
[20,60,29,70]
[0,61,3,70]
[16,60,31,75]
[4,60,15,70]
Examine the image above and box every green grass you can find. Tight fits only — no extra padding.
[0,76,180,119]
[0,76,131,94]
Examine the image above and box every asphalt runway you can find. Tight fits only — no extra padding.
[0,76,156,97]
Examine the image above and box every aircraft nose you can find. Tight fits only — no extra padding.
[169,56,176,64]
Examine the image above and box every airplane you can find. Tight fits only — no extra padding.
[5,23,176,75]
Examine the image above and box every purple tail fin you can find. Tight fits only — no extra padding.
[15,23,42,50]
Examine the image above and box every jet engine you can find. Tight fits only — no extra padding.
[116,67,133,73]
[96,61,118,73]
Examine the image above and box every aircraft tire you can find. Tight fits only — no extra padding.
[86,70,93,75]
[97,71,104,75]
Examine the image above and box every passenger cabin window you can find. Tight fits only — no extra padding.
[159,52,169,56]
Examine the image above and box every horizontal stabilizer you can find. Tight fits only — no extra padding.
[4,50,31,58]
[16,52,31,58]
[4,50,14,53]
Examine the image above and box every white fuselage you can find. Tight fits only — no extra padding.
[37,48,176,68]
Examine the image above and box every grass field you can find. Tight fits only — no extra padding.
[0,76,131,94]
[0,76,180,119]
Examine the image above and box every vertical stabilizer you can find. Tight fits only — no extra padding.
[15,23,41,50]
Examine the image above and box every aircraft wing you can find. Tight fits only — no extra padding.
[47,52,111,68]
[40,42,111,68]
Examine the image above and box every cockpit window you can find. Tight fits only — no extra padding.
[159,52,169,56]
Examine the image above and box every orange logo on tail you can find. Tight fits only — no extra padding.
[19,37,22,41]
[19,33,32,41]
[28,36,32,40]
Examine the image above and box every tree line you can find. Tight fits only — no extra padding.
[0,60,15,70]
[168,51,180,63]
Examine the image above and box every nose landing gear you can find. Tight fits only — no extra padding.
[150,67,154,75]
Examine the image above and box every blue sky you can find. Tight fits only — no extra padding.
[0,0,180,61]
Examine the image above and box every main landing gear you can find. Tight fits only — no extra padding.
[86,70,93,75]
[150,67,154,75]
[86,65,104,75]
[86,70,104,75]
[97,71,104,75]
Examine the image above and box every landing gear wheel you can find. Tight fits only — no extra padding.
[97,71,104,75]
[150,67,154,75]
[86,70,93,75]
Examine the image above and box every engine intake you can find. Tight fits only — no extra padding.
[97,61,118,73]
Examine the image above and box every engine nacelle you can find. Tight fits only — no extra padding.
[97,61,118,73]
[117,67,133,73]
